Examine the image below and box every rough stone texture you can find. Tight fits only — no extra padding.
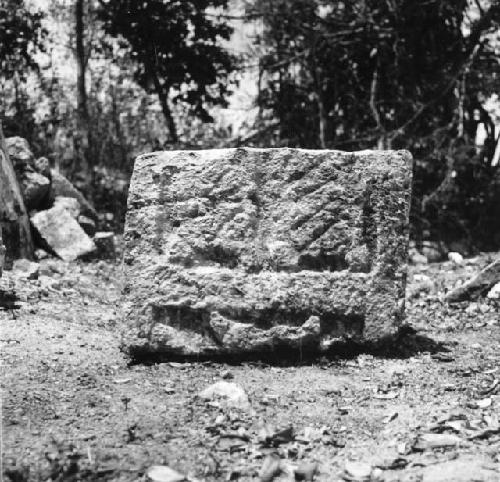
[487,281,500,300]
[53,196,81,219]
[122,148,412,358]
[5,137,52,211]
[31,205,96,261]
[0,131,34,266]
[12,258,40,280]
[22,171,51,210]
[34,156,51,177]
[51,169,98,220]
[446,258,500,302]
[5,136,34,171]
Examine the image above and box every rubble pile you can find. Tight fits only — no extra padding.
[2,136,116,265]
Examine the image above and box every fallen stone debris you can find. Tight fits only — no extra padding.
[199,381,251,411]
[31,206,96,261]
[0,133,117,267]
[122,148,413,358]
[146,465,189,482]
[12,258,40,280]
[446,257,500,302]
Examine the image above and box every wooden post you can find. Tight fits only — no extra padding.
[0,120,34,267]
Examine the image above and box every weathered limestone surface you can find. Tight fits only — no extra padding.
[31,205,96,261]
[0,129,34,266]
[122,148,413,357]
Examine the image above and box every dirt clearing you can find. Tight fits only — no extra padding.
[2,255,499,481]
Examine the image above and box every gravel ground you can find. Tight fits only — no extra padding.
[1,254,499,481]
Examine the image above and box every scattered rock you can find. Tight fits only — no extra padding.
[34,156,50,177]
[421,242,444,263]
[34,248,49,261]
[419,456,499,482]
[198,381,250,410]
[50,169,97,220]
[258,454,282,482]
[294,461,319,481]
[487,282,500,300]
[12,259,39,280]
[146,465,187,482]
[122,148,412,357]
[448,252,464,265]
[93,232,116,259]
[78,215,96,236]
[5,137,34,170]
[407,274,434,299]
[412,433,464,451]
[22,172,51,210]
[446,258,500,302]
[473,397,492,409]
[217,435,247,452]
[342,461,373,481]
[297,426,324,443]
[258,425,295,446]
[53,196,81,218]
[409,248,428,265]
[318,377,351,395]
[31,205,96,261]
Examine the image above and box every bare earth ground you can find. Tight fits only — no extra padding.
[2,254,500,481]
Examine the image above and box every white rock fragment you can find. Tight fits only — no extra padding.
[413,433,464,451]
[53,196,81,218]
[487,282,500,300]
[448,252,464,265]
[342,460,372,481]
[146,465,187,482]
[198,381,250,410]
[31,205,96,261]
[12,258,39,280]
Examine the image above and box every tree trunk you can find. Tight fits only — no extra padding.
[110,84,129,167]
[0,121,34,267]
[150,68,179,143]
[75,0,91,176]
[316,93,327,149]
[312,64,327,149]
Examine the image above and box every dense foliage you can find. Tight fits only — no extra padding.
[249,0,500,251]
[0,0,498,249]
[0,0,45,78]
[0,0,46,140]
[97,0,236,142]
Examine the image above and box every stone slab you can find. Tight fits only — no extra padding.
[121,148,413,358]
[31,205,96,261]
[446,258,500,302]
